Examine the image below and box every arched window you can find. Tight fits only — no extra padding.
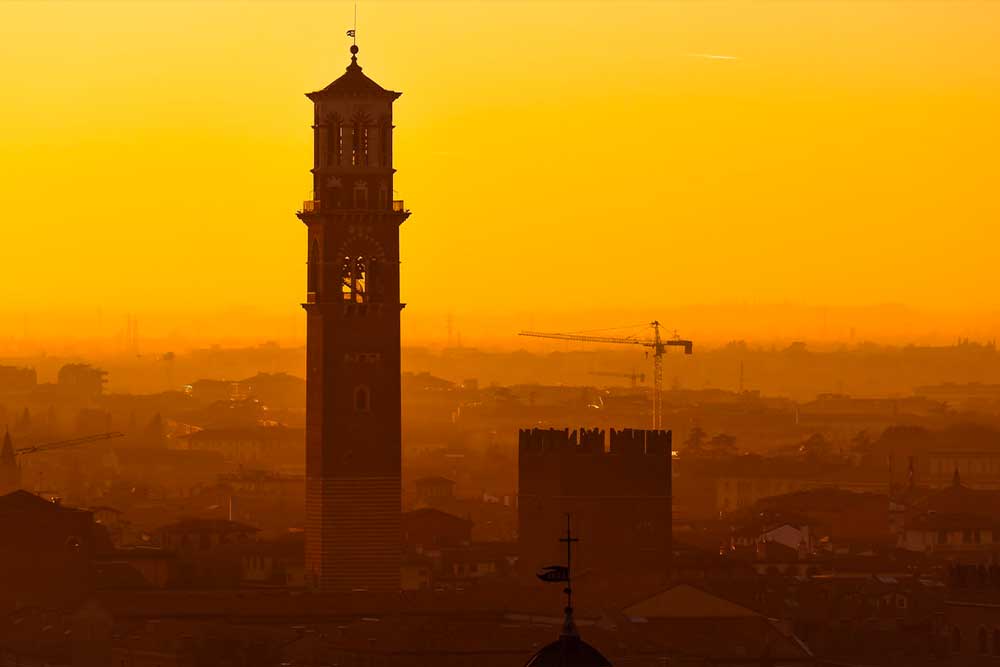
[307,239,320,298]
[952,626,962,653]
[341,256,353,301]
[352,122,361,166]
[380,122,390,167]
[341,256,369,303]
[354,386,371,412]
[336,123,344,165]
[350,111,372,167]
[980,626,989,655]
[326,113,343,167]
[993,628,1000,656]
[353,256,367,301]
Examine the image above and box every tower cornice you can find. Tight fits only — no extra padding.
[296,209,410,226]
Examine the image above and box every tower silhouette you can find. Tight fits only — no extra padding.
[299,44,409,592]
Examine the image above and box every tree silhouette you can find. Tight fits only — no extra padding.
[684,426,706,453]
[707,433,738,457]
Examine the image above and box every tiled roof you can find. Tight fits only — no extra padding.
[307,49,400,101]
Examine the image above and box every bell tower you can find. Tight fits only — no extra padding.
[298,44,409,592]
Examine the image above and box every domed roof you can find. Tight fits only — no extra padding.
[524,634,612,667]
[526,518,610,666]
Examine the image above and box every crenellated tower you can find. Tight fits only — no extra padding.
[518,428,672,576]
[298,45,409,592]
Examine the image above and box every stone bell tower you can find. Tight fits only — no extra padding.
[298,45,409,592]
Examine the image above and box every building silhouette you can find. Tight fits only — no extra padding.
[0,490,95,608]
[298,44,410,592]
[0,432,20,495]
[519,428,672,576]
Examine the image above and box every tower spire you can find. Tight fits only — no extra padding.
[346,1,358,63]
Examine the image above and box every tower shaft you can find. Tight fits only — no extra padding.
[299,46,409,592]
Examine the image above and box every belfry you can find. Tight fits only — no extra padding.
[298,44,409,592]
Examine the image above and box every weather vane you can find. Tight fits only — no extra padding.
[536,514,580,637]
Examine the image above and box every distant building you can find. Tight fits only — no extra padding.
[94,546,173,589]
[188,377,240,404]
[403,507,472,550]
[414,475,456,507]
[943,564,1000,664]
[898,474,1000,561]
[159,518,258,557]
[518,428,672,574]
[159,518,259,588]
[176,426,304,465]
[900,512,995,555]
[928,450,1000,489]
[436,542,516,585]
[916,382,1000,412]
[712,459,888,515]
[240,531,306,587]
[752,487,892,547]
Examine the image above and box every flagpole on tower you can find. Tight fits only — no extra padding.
[346,2,358,47]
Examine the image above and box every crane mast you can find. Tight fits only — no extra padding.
[519,321,692,429]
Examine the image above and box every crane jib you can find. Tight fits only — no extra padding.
[517,324,693,430]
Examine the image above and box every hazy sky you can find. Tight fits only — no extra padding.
[2,1,999,350]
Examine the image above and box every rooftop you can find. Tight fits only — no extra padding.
[306,46,401,101]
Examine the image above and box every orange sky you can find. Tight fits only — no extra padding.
[2,1,999,352]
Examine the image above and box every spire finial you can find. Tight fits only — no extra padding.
[535,515,581,639]
[559,514,580,638]
[346,0,359,66]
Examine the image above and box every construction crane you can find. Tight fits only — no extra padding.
[588,370,646,388]
[14,432,125,456]
[519,321,692,429]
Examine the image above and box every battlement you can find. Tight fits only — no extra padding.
[518,427,671,457]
